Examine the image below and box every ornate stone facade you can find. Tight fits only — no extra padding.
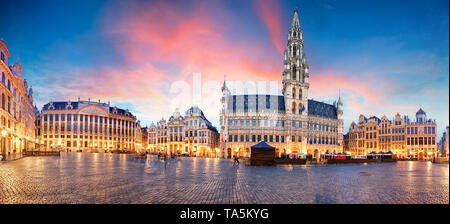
[148,106,220,157]
[36,99,138,152]
[0,40,36,160]
[438,126,448,157]
[219,9,344,159]
[346,109,438,160]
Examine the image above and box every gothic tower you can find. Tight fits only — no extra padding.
[220,80,230,144]
[282,8,309,116]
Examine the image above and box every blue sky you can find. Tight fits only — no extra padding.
[0,0,448,136]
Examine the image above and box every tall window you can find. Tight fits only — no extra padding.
[292,66,297,80]
[7,96,10,113]
[232,95,236,113]
[244,95,248,112]
[1,93,4,109]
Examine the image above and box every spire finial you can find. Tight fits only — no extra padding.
[337,89,343,106]
[291,7,300,29]
[222,74,228,92]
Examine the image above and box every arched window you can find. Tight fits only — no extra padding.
[292,102,296,114]
[299,89,302,99]
[292,87,296,99]
[293,66,297,80]
[293,45,297,56]
[298,103,303,114]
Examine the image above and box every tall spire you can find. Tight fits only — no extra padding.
[337,89,343,105]
[291,7,300,29]
[221,74,229,93]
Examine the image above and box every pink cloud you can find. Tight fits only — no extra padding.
[254,0,284,54]
[101,0,283,84]
[38,0,284,123]
[309,70,421,126]
[309,71,383,105]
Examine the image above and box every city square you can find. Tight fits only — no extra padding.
[0,153,448,204]
[0,0,448,209]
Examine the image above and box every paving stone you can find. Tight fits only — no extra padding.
[0,153,448,204]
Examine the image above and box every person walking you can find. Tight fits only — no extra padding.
[163,153,168,169]
[233,155,240,165]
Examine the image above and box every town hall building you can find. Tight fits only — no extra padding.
[219,8,344,159]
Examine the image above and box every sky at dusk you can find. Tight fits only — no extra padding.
[0,0,448,136]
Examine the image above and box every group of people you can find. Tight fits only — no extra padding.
[156,152,183,168]
[157,151,178,159]
[155,151,241,168]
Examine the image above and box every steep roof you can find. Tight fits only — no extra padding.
[227,94,286,113]
[308,99,338,119]
[226,95,338,119]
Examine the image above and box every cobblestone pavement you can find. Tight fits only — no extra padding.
[0,153,448,204]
